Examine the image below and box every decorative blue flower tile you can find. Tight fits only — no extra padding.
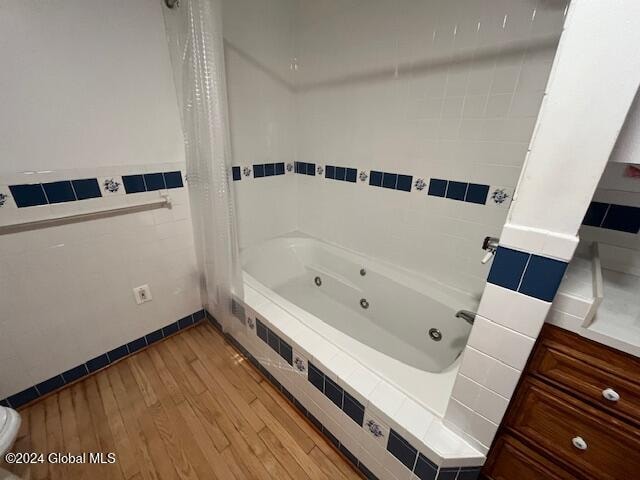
[103,178,121,193]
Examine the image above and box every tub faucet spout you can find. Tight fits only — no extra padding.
[455,310,476,325]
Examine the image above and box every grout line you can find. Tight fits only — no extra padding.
[515,253,532,292]
[599,203,611,228]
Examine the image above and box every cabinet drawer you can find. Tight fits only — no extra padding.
[483,434,578,480]
[504,378,640,480]
[529,325,640,426]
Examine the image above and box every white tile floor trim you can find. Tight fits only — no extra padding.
[228,283,485,478]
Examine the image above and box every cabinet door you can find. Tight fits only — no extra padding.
[504,378,640,480]
[483,434,578,480]
[529,325,640,426]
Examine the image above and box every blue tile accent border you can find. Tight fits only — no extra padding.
[487,246,568,302]
[218,312,479,480]
[1,309,206,409]
[369,170,413,192]
[428,178,490,205]
[582,201,640,234]
[8,170,184,208]
[250,162,285,179]
[294,161,316,176]
[325,165,357,183]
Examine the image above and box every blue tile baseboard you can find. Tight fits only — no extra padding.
[1,309,206,409]
[487,246,568,302]
[582,201,640,234]
[6,171,183,208]
[213,311,481,480]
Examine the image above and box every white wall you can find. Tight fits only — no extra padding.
[293,0,566,296]
[0,0,201,400]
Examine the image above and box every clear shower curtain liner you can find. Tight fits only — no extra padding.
[167,0,243,329]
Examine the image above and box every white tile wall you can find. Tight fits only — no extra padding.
[457,347,521,400]
[477,282,551,338]
[225,0,567,296]
[0,2,201,400]
[0,165,202,400]
[466,315,535,371]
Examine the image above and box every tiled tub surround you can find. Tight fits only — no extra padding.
[242,233,476,411]
[226,233,483,478]
[0,163,202,401]
[443,234,575,453]
[0,310,206,409]
[224,282,484,480]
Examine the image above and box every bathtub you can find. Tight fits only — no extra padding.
[242,233,478,416]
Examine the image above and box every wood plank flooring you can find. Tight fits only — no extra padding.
[2,323,362,480]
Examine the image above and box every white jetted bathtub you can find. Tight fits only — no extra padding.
[242,233,479,415]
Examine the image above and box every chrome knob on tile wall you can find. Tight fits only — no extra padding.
[602,388,620,402]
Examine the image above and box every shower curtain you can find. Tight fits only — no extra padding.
[163,0,243,330]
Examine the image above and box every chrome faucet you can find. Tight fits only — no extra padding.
[481,236,500,264]
[455,310,476,325]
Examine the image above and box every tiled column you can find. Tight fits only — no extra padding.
[444,0,640,453]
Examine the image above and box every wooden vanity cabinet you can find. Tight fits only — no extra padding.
[483,324,640,480]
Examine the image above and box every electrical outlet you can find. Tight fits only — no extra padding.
[133,285,152,305]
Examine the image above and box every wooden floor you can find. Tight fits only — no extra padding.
[3,323,362,480]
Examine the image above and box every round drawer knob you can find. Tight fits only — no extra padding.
[602,388,620,402]
[572,436,588,451]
